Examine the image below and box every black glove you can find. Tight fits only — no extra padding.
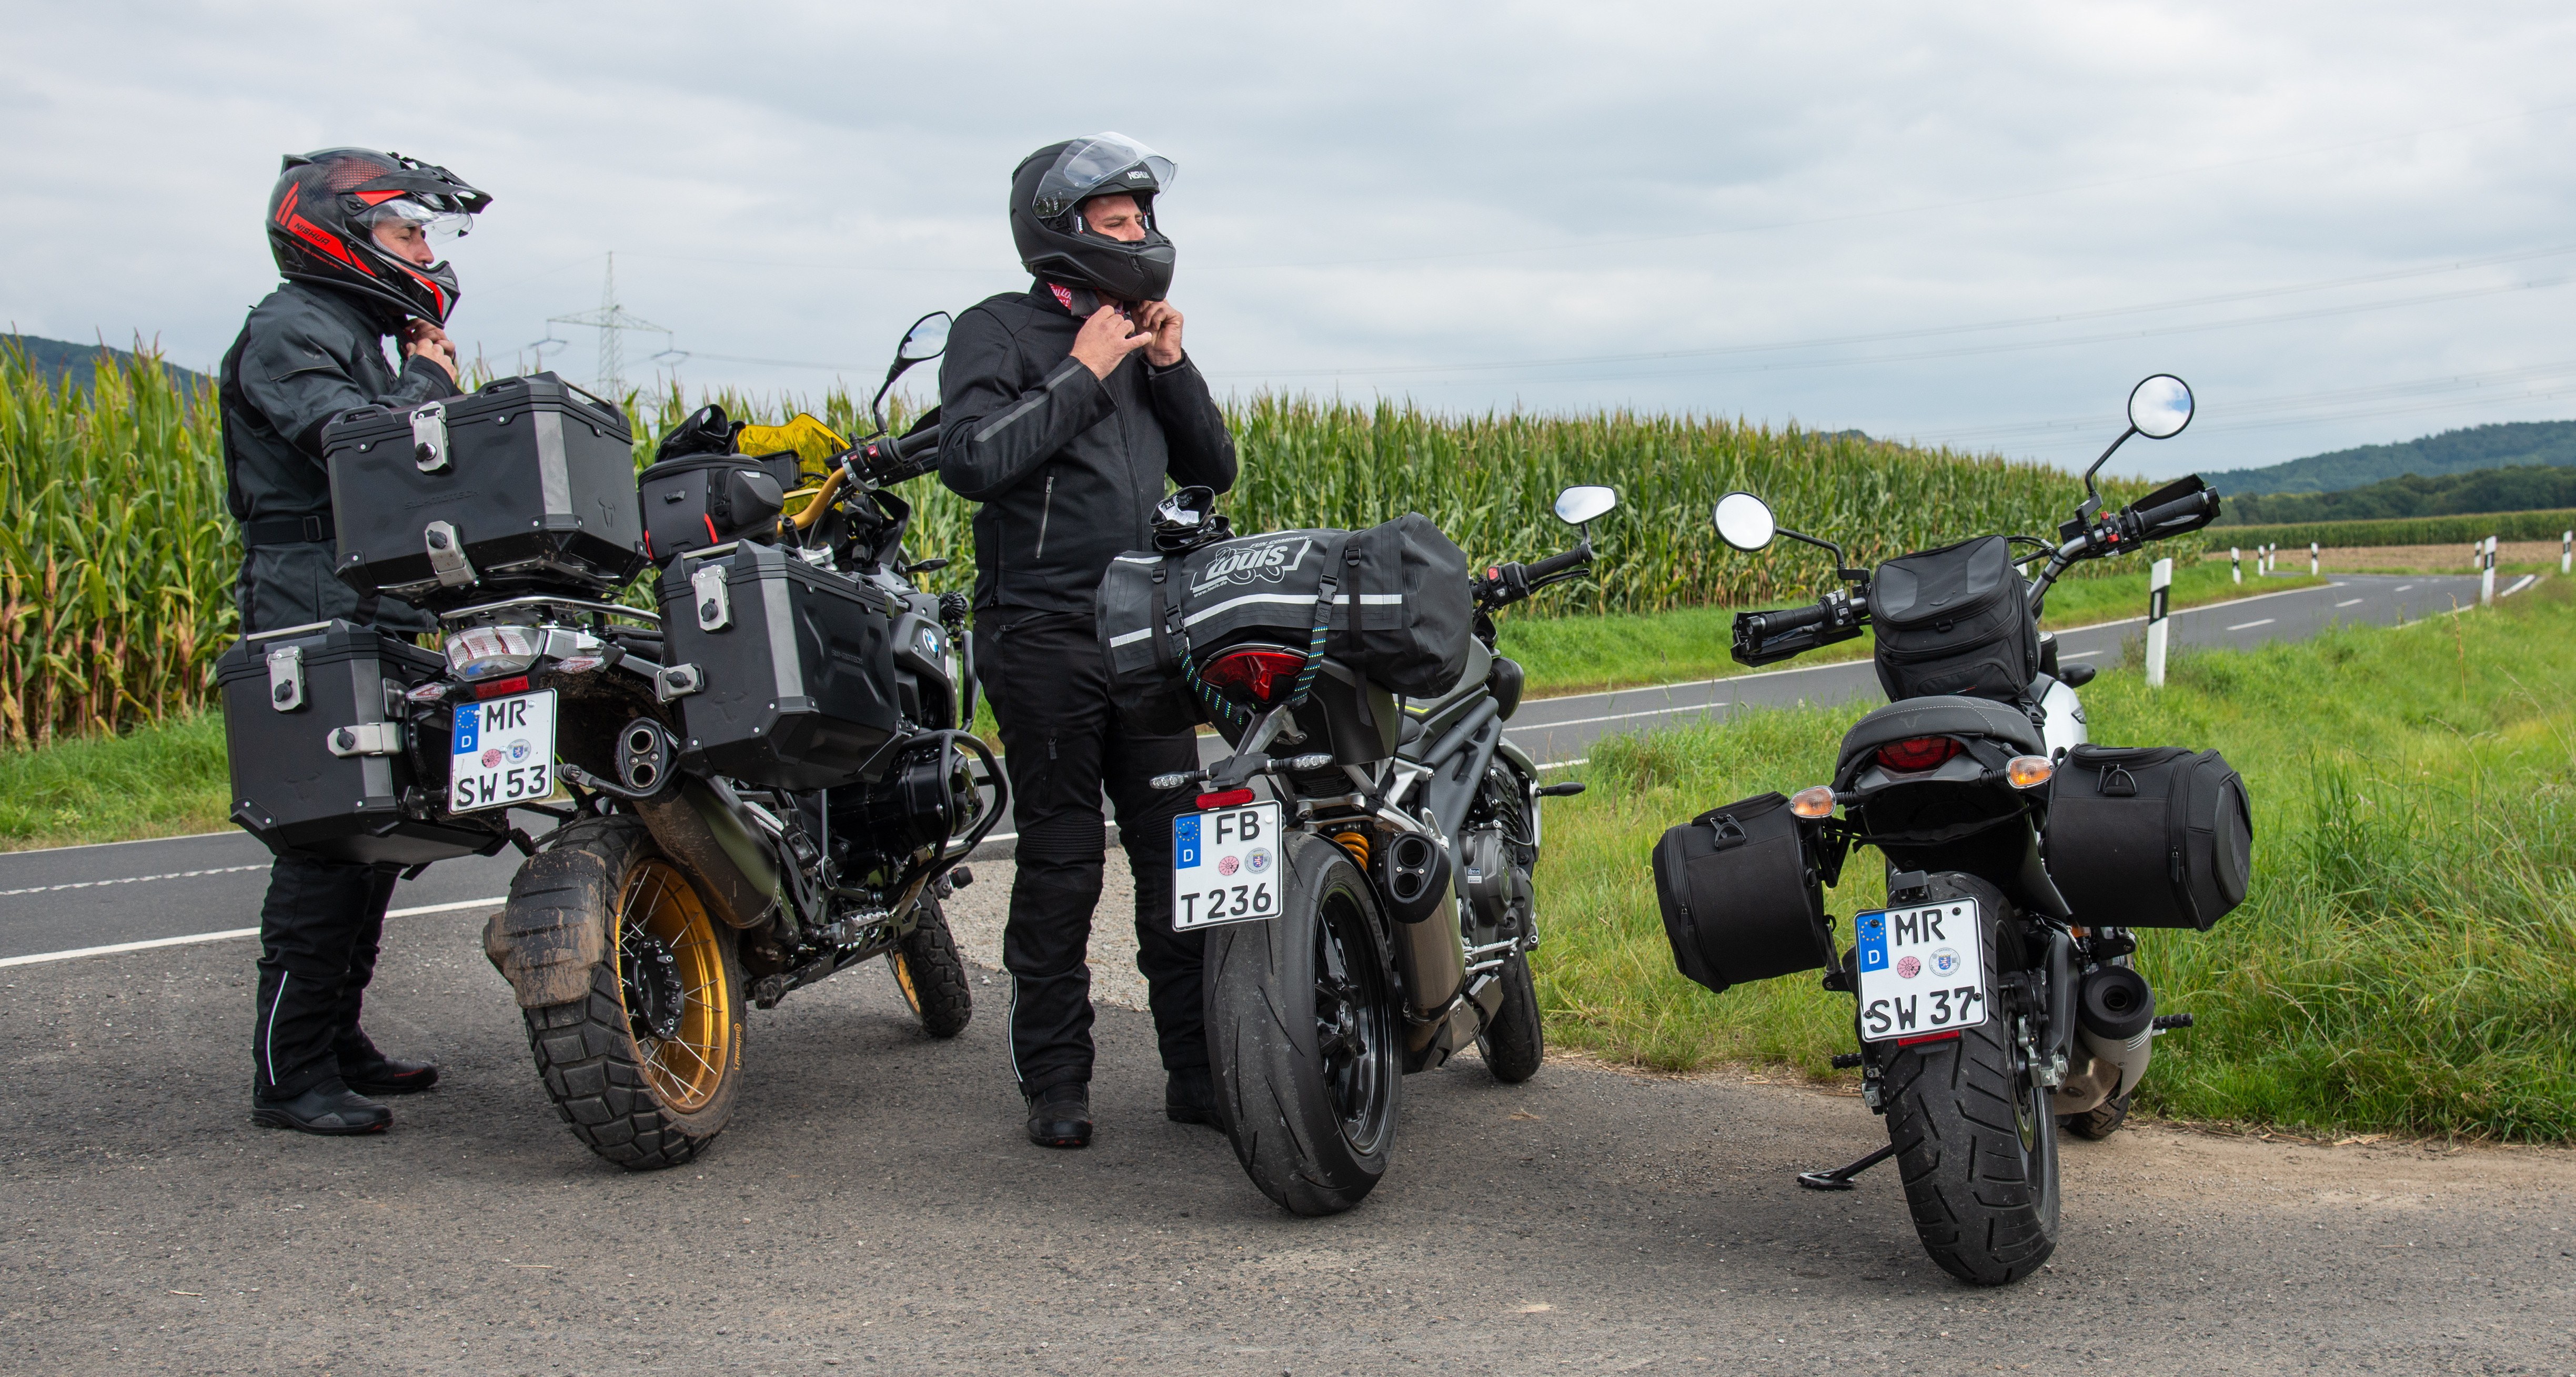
[655,403,741,463]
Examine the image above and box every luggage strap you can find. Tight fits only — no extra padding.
[1284,542,1343,708]
[1159,556,1248,730]
[243,513,335,546]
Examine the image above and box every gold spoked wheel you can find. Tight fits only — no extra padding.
[615,858,735,1114]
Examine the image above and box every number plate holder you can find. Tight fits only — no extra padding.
[1854,896,1990,1043]
[1172,802,1283,930]
[448,690,558,814]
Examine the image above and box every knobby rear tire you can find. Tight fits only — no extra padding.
[1204,834,1402,1217]
[517,816,747,1171]
[1879,872,2060,1286]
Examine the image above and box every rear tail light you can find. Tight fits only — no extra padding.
[1200,647,1305,706]
[1875,736,1964,772]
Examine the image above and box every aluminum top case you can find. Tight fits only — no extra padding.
[322,372,648,609]
[656,543,909,790]
[215,620,509,865]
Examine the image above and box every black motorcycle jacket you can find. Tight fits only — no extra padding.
[220,279,455,633]
[938,282,1236,617]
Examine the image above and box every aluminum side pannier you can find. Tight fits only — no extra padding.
[1652,792,1832,995]
[2045,745,2253,931]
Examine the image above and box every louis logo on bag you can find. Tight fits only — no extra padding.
[1188,536,1314,594]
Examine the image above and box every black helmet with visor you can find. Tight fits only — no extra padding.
[1009,133,1178,303]
[266,148,491,326]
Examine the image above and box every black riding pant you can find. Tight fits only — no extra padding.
[253,856,398,1099]
[975,611,1204,1098]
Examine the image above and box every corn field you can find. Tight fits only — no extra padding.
[3,345,2144,745]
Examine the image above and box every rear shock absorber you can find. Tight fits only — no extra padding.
[1330,828,1372,871]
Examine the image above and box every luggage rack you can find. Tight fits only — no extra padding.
[437,594,662,629]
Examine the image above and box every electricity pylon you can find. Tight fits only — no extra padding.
[546,252,669,397]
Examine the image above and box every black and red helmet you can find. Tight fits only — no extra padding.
[1009,133,1177,303]
[266,148,491,325]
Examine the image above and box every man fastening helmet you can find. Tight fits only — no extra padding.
[222,147,490,1135]
[939,134,1237,1148]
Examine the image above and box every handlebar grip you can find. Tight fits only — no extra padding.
[893,423,940,461]
[2132,489,2215,532]
[1525,545,1590,580]
[1745,600,1832,639]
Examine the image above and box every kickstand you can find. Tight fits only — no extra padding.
[1796,1143,1895,1191]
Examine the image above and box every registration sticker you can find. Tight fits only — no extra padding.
[1855,897,1989,1042]
[1172,802,1281,930]
[448,690,557,813]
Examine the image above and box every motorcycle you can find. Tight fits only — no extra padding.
[1659,375,2252,1284]
[1134,485,1616,1215]
[316,312,1000,1170]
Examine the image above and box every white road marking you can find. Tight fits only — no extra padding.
[0,896,508,968]
[2334,599,2365,608]
[0,864,269,898]
[2226,619,2277,631]
[2501,574,2538,598]
[2059,650,2102,660]
[1509,702,1729,732]
[2396,584,2414,592]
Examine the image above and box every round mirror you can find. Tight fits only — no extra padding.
[1712,491,1777,552]
[1554,484,1617,526]
[899,311,953,362]
[2128,373,2193,439]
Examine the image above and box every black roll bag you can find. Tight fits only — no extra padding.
[1652,792,1832,995]
[1096,513,1473,724]
[655,543,907,790]
[323,372,647,608]
[1869,534,2039,702]
[216,621,507,865]
[637,451,802,564]
[2044,745,2254,930]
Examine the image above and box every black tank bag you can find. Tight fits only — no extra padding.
[637,451,802,564]
[1651,793,1832,995]
[2044,745,2253,930]
[1869,534,2039,702]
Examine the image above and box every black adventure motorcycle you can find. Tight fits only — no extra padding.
[1651,376,2254,1284]
[223,312,1001,1170]
[1096,484,1618,1214]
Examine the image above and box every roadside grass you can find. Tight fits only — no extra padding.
[0,709,230,850]
[1532,576,2576,1141]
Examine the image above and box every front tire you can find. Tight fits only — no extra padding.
[1204,833,1403,1217]
[1476,948,1544,1084]
[2061,1089,2132,1140]
[517,817,746,1171]
[888,894,972,1039]
[1879,872,2059,1286]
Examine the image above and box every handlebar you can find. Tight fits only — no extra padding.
[1474,540,1594,611]
[2127,486,2218,536]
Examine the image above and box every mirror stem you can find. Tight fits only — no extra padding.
[2079,426,2138,520]
[1779,526,1865,584]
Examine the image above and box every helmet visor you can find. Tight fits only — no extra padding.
[360,197,475,245]
[1033,133,1177,220]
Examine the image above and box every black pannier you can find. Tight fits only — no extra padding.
[2045,745,2253,931]
[1869,534,2039,702]
[216,621,508,865]
[1651,792,1832,995]
[322,372,647,608]
[637,451,801,564]
[1096,513,1473,722]
[656,543,907,790]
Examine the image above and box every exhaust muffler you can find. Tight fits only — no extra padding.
[2052,965,2156,1116]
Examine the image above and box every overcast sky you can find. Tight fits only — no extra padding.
[8,1,2575,480]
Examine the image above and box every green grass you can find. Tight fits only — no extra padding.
[1534,577,2576,1141]
[0,709,230,849]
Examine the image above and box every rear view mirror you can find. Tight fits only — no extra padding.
[1554,485,1617,526]
[1713,491,1777,552]
[898,311,953,362]
[2128,374,2193,439]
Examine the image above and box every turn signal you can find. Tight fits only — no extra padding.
[2005,755,2055,789]
[1789,785,1837,818]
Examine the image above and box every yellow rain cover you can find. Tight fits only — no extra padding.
[734,413,848,469]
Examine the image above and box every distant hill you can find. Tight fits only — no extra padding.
[2205,420,2576,497]
[2,333,214,393]
[2215,463,2576,526]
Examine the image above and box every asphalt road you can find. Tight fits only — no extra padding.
[0,571,2499,966]
[3,908,2569,1374]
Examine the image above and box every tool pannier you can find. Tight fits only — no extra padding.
[657,543,907,790]
[217,621,508,865]
[2044,745,2253,931]
[1652,792,1832,995]
[1869,534,2039,702]
[322,372,648,608]
[637,451,803,564]
[1096,513,1473,725]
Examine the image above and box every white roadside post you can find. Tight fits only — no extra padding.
[2146,556,2174,688]
[2309,542,2319,576]
[2481,535,2497,607]
[2231,546,2242,584]
[2562,530,2571,574]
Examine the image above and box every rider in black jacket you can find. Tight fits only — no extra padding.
[223,148,490,1136]
[940,135,1237,1148]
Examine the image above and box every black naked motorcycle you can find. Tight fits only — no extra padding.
[1099,485,1617,1214]
[1652,376,2253,1284]
[234,312,1004,1171]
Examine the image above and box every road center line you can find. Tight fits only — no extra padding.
[2226,619,2277,631]
[0,864,269,897]
[2334,599,2365,608]
[1510,702,1731,732]
[0,896,506,969]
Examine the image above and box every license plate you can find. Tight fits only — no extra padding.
[1172,802,1282,930]
[1854,897,1990,1043]
[448,690,557,814]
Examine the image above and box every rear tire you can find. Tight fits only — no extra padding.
[1205,833,1402,1217]
[1879,872,2059,1286]
[518,817,746,1171]
[2061,1089,2132,1140]
[1476,949,1545,1084]
[888,895,973,1039]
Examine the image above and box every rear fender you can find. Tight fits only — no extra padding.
[480,843,615,1009]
